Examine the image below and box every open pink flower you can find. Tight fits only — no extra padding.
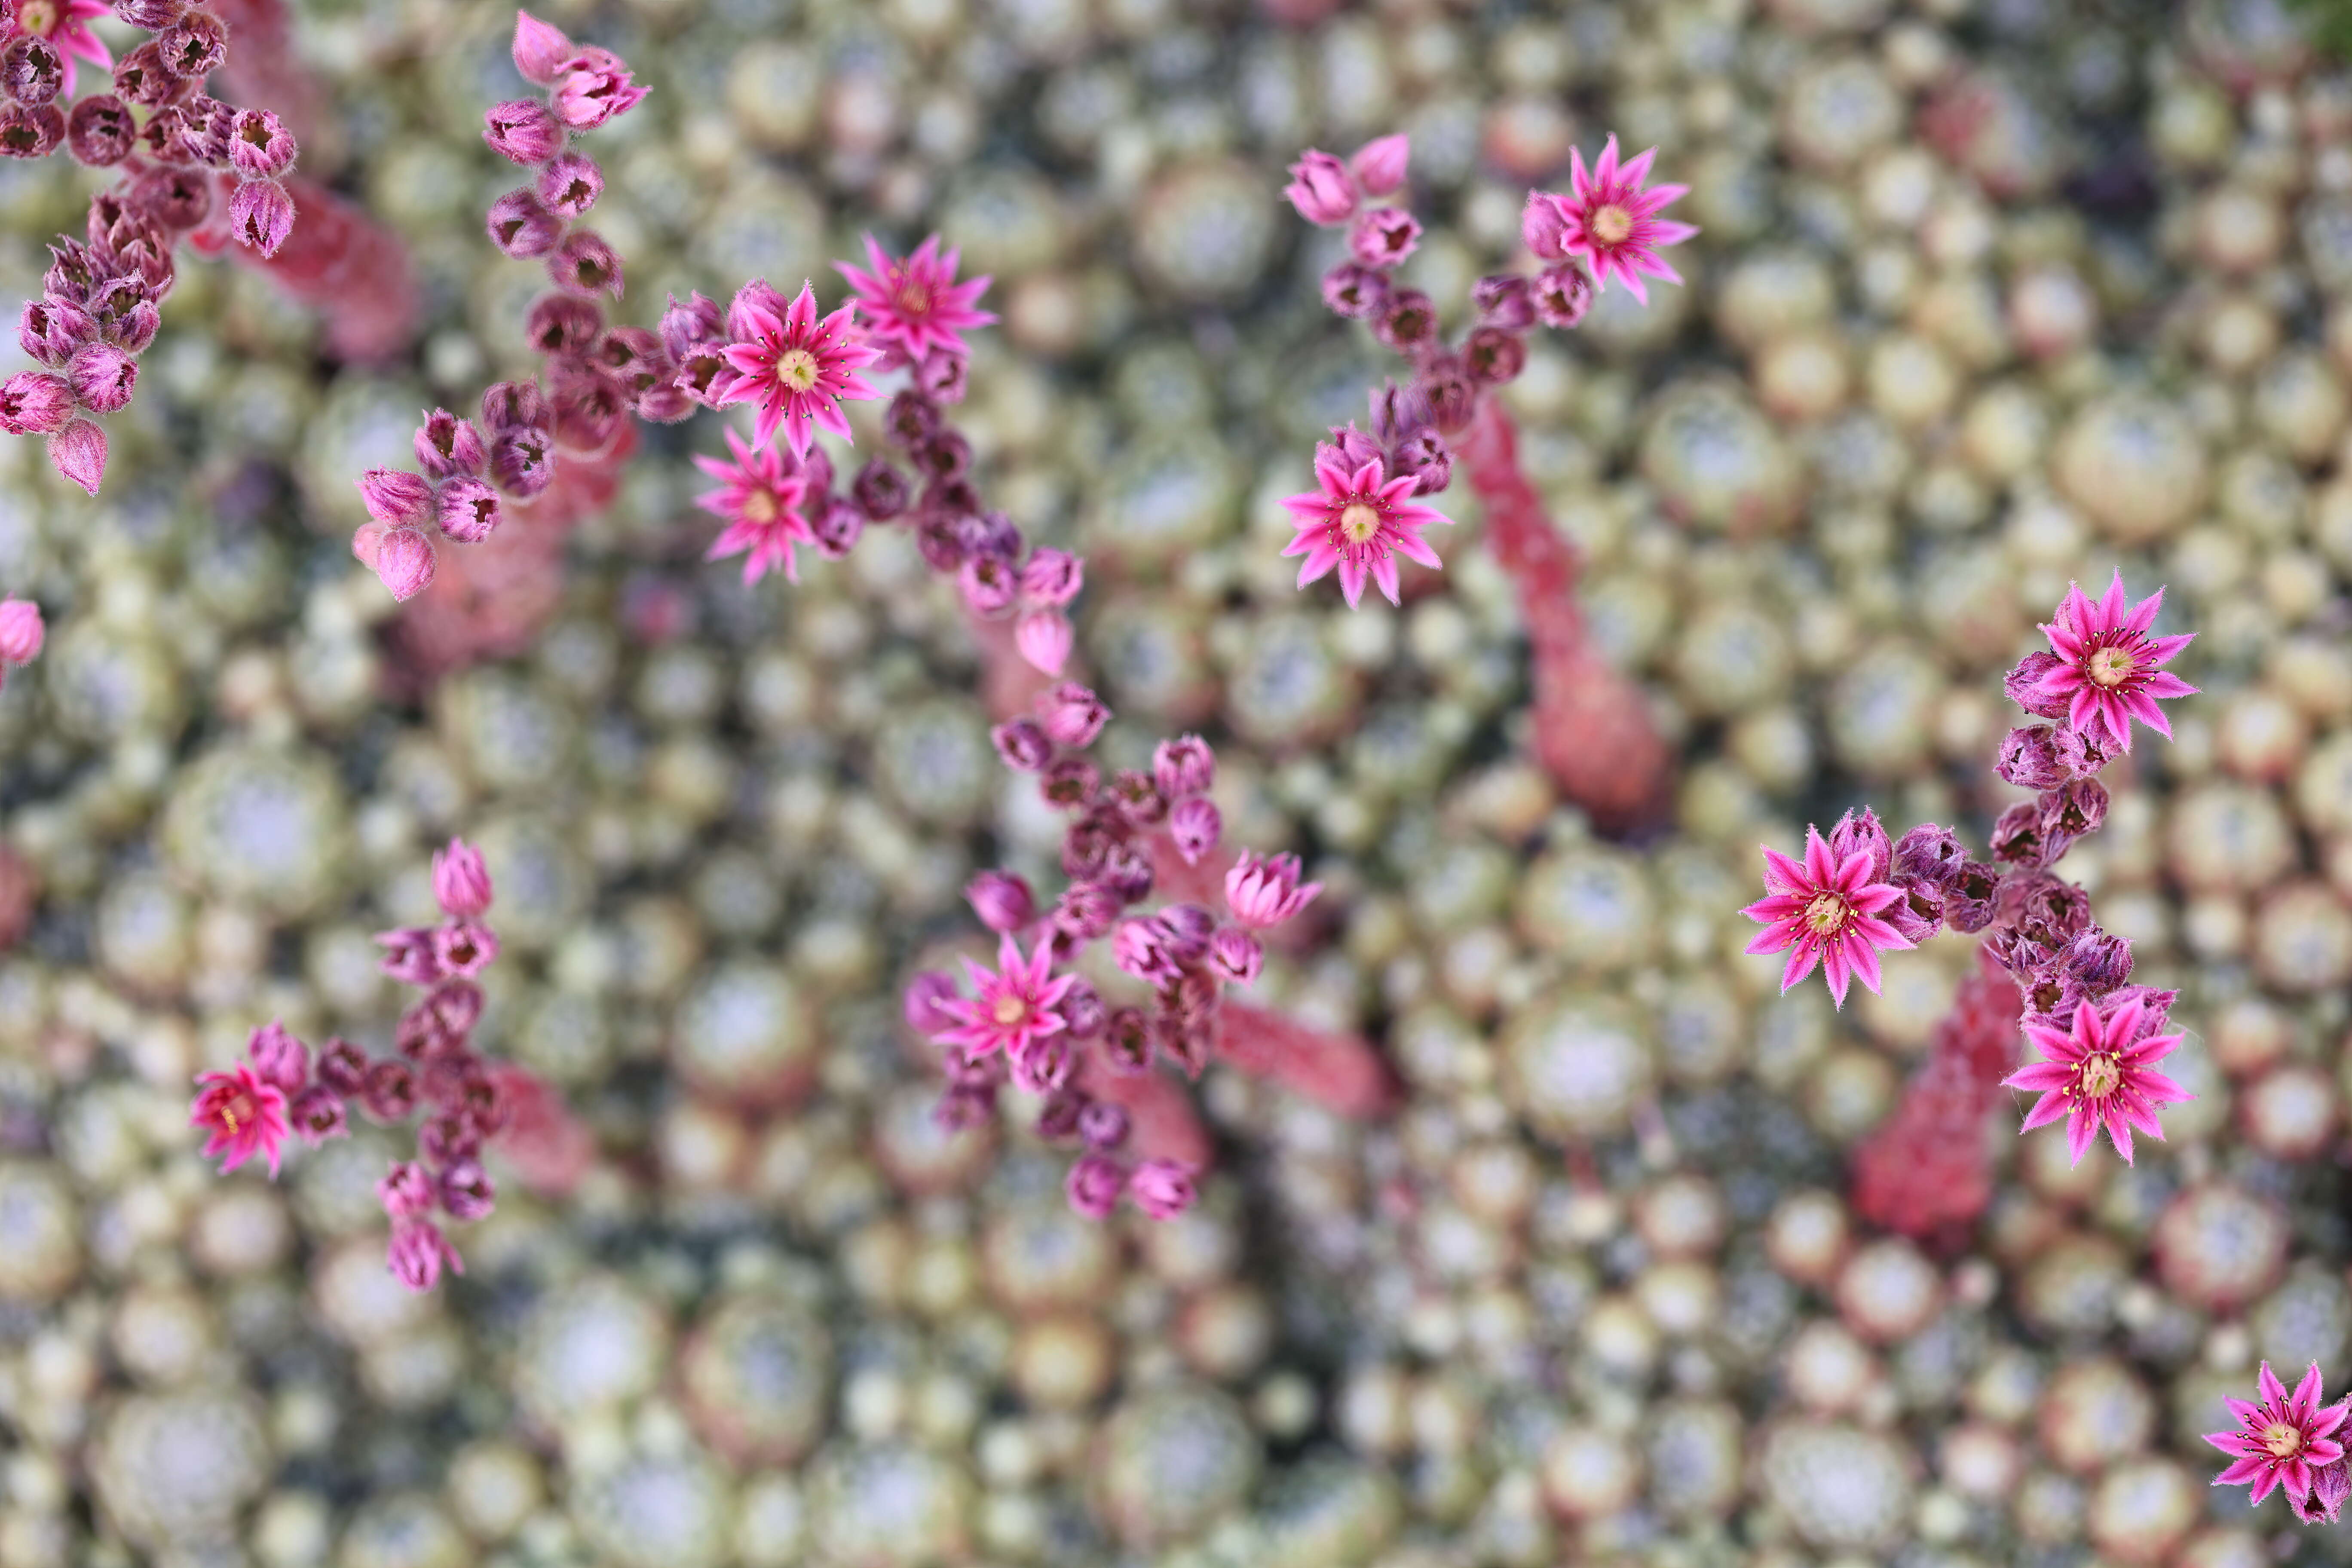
[1531,135,1696,305]
[15,0,110,96]
[1225,849,1320,930]
[835,234,995,363]
[1280,456,1450,609]
[2002,993,2192,1164]
[931,933,1079,1062]
[190,1061,291,1178]
[715,282,880,457]
[2030,571,2196,752]
[695,427,813,585]
[1743,825,1913,1008]
[2208,1363,2349,1512]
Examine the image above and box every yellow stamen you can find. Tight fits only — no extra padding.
[775,348,821,393]
[2077,1053,2120,1100]
[1338,502,1382,545]
[2264,1421,2306,1460]
[742,489,778,524]
[1591,203,1634,246]
[1802,891,1849,935]
[2087,646,2134,688]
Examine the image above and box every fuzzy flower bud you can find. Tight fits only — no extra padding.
[230,178,295,257]
[438,1160,496,1222]
[551,47,649,129]
[525,294,602,357]
[1130,1158,1198,1220]
[228,108,296,178]
[549,229,623,298]
[1014,611,1072,677]
[1019,547,1084,607]
[1471,273,1536,329]
[1321,261,1389,320]
[903,970,960,1035]
[373,527,437,602]
[1349,206,1421,269]
[1283,148,1357,226]
[511,9,574,85]
[2003,651,2069,718]
[1996,724,2069,790]
[1225,849,1321,930]
[1532,262,1594,328]
[1038,683,1109,748]
[377,1161,435,1220]
[536,150,602,218]
[0,36,62,107]
[430,839,493,918]
[1113,919,1179,985]
[359,468,434,528]
[0,371,72,436]
[490,427,554,497]
[965,870,1035,933]
[415,410,487,480]
[990,717,1053,772]
[483,99,564,165]
[1351,133,1409,195]
[1152,734,1215,799]
[287,1087,347,1146]
[105,300,159,355]
[158,11,228,76]
[1390,429,1452,495]
[246,1021,308,1094]
[387,1217,462,1292]
[1464,326,1527,386]
[812,498,864,560]
[46,418,106,495]
[1374,288,1438,355]
[1170,796,1222,866]
[64,95,135,165]
[0,102,63,158]
[19,299,92,367]
[0,598,43,667]
[1523,191,1571,260]
[486,188,563,259]
[1066,1154,1125,1219]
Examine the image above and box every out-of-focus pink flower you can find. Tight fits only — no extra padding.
[965,870,1035,933]
[246,1021,308,1095]
[1530,135,1697,304]
[1130,1158,1198,1220]
[1013,610,1072,676]
[191,1061,291,1178]
[438,1159,496,1221]
[432,839,493,918]
[0,597,43,668]
[2003,993,2193,1165]
[1065,1153,1125,1219]
[2028,572,2197,752]
[1209,926,1262,986]
[550,45,648,130]
[715,281,881,457]
[695,427,812,585]
[1169,797,1221,866]
[387,1216,464,1292]
[1280,455,1451,609]
[287,1086,348,1146]
[1038,682,1109,748]
[931,933,1078,1062]
[1351,133,1409,195]
[1153,735,1214,799]
[1225,849,1320,930]
[1742,825,1913,1008]
[1019,548,1083,607]
[835,233,995,363]
[1348,206,1421,270]
[1283,148,1357,225]
[377,1159,435,1219]
[433,919,499,978]
[2208,1363,2350,1513]
[375,926,444,986]
[1531,262,1594,328]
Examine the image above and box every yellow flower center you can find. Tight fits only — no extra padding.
[992,994,1028,1027]
[775,347,821,393]
[220,1092,252,1133]
[1802,891,1849,935]
[742,489,778,524]
[2077,1052,2120,1099]
[19,0,55,35]
[1591,203,1634,246]
[2087,646,2134,688]
[1338,502,1382,545]
[899,283,930,314]
[2264,1421,2306,1460]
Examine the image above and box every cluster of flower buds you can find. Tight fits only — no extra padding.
[0,595,42,691]
[1283,132,1694,608]
[350,10,651,601]
[0,0,298,495]
[189,839,517,1292]
[1746,574,2197,1166]
[905,687,1322,1219]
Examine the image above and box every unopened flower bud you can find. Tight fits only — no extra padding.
[1523,191,1571,259]
[1130,1158,1197,1220]
[1531,262,1593,328]
[991,717,1053,772]
[549,229,623,299]
[0,597,43,666]
[1209,927,1262,985]
[1321,261,1389,319]
[1014,610,1072,676]
[228,107,296,178]
[486,188,563,259]
[46,418,105,494]
[416,409,487,480]
[1351,132,1409,195]
[1283,148,1357,225]
[373,527,437,601]
[1374,288,1438,354]
[0,36,62,107]
[377,1161,435,1219]
[511,9,575,85]
[0,371,72,435]
[965,870,1035,933]
[358,468,433,527]
[536,150,602,218]
[230,177,295,257]
[1038,682,1109,748]
[1349,205,1421,269]
[1066,1154,1125,1219]
[483,98,564,165]
[1471,273,1536,329]
[1170,797,1222,865]
[64,94,134,165]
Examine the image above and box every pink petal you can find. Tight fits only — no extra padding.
[1838,930,1883,996]
[2018,1088,2071,1130]
[2141,670,2196,698]
[2262,1364,2291,1411]
[1369,554,1402,605]
[2123,585,2165,637]
[1394,530,1445,571]
[2294,1366,2327,1423]
[1801,827,1838,888]
[1821,941,1852,1008]
[2142,633,2195,666]
[1337,559,1367,609]
[2094,570,2128,633]
[2064,1106,2098,1165]
[2214,1456,2268,1487]
[1780,942,1821,992]
[1761,845,1808,894]
[1615,144,1657,187]
[2005,1061,2073,1091]
[1593,134,1620,188]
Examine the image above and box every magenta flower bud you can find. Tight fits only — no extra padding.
[386,1217,462,1292]
[915,429,973,483]
[1317,423,1383,475]
[287,1086,347,1146]
[0,371,72,436]
[227,107,296,178]
[20,298,92,367]
[429,839,493,919]
[106,299,160,355]
[438,1159,496,1222]
[1053,883,1120,946]
[1464,325,1527,386]
[1114,919,1179,984]
[1283,148,1357,226]
[549,229,623,298]
[158,11,228,76]
[548,365,626,453]
[535,150,602,217]
[114,0,184,25]
[2003,650,2071,719]
[1057,978,1106,1041]
[1373,288,1438,355]
[848,459,910,521]
[486,188,563,259]
[129,164,212,232]
[915,349,968,404]
[2052,721,2116,778]
[1098,844,1154,905]
[61,341,132,415]
[1825,807,1894,886]
[1008,1033,1076,1096]
[1018,548,1083,607]
[1066,1154,1125,1219]
[483,98,564,165]
[246,1021,309,1094]
[1209,926,1262,986]
[110,41,178,107]
[360,1059,418,1122]
[1351,132,1410,195]
[958,552,1019,616]
[511,9,575,84]
[358,468,433,528]
[1152,735,1214,799]
[1014,611,1072,677]
[1155,903,1215,965]
[1095,1007,1148,1075]
[1041,757,1099,808]
[1988,800,2046,866]
[1,36,62,107]
[726,277,789,340]
[1942,861,2002,934]
[415,409,487,480]
[480,379,548,435]
[0,598,42,667]
[1109,769,1167,830]
[1076,1099,1129,1151]
[1225,848,1321,930]
[965,870,1036,932]
[1523,191,1571,260]
[1892,823,1967,889]
[1035,1090,1086,1142]
[1170,797,1222,866]
[1130,1158,1197,1220]
[378,1160,435,1219]
[812,498,865,560]
[1321,261,1389,320]
[1349,206,1421,269]
[2046,776,2109,841]
[490,427,554,498]
[312,1038,367,1097]
[230,178,295,258]
[433,919,499,979]
[373,527,437,602]
[552,47,649,129]
[1996,724,2069,790]
[46,418,105,495]
[0,103,63,158]
[659,290,725,359]
[1471,273,1536,330]
[991,717,1053,772]
[1390,429,1452,496]
[903,970,960,1035]
[1038,682,1109,748]
[1531,262,1593,328]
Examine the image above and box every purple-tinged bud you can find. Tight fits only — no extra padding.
[1009,1033,1076,1095]
[1941,860,2001,934]
[1373,288,1438,355]
[1131,1158,1197,1220]
[1041,1091,1089,1143]
[46,419,105,495]
[903,970,959,1035]
[0,371,72,435]
[1108,770,1167,830]
[551,46,649,130]
[184,95,239,164]
[483,98,564,165]
[549,229,623,298]
[228,107,296,178]
[1284,148,1357,226]
[511,9,575,85]
[1058,979,1106,1040]
[373,527,437,602]
[1061,817,1117,882]
[966,870,1035,932]
[1077,1098,1129,1150]
[991,717,1053,772]
[1892,823,1967,889]
[850,459,910,521]
[1102,1007,1152,1075]
[1471,273,1536,329]
[915,429,973,483]
[1351,132,1410,196]
[110,41,182,108]
[288,1086,347,1146]
[113,0,184,26]
[1523,191,1571,260]
[1053,883,1121,947]
[918,348,969,404]
[158,11,228,76]
[1531,262,1593,328]
[1209,927,1262,986]
[1464,325,1527,386]
[416,409,487,480]
[1039,682,1110,748]
[377,1161,435,1219]
[433,920,499,978]
[1018,547,1083,607]
[435,479,503,544]
[438,1160,496,1221]
[1098,844,1154,905]
[658,290,724,358]
[1884,879,1942,945]
[0,36,62,106]
[877,394,939,453]
[1170,797,1222,866]
[133,102,197,165]
[246,1021,309,1094]
[1349,205,1421,269]
[812,498,864,560]
[2065,927,2133,995]
[1390,429,1452,495]
[2003,651,2068,718]
[17,298,88,368]
[1153,735,1215,799]
[1317,422,1384,474]
[1826,808,1893,885]
[479,380,548,435]
[1066,1154,1126,1219]
[1114,919,1179,984]
[230,178,295,257]
[536,150,602,218]
[361,1059,419,1122]
[65,343,135,415]
[0,102,63,158]
[490,426,555,498]
[1015,611,1071,677]
[548,364,626,453]
[105,299,159,355]
[958,551,1019,616]
[1321,261,1389,320]
[486,188,563,258]
[1225,849,1321,930]
[726,278,788,339]
[0,598,41,666]
[524,293,602,357]
[1156,903,1216,965]
[358,468,434,528]
[1996,724,2068,790]
[375,926,442,985]
[386,1217,461,1292]
[2042,775,2108,839]
[316,1038,368,1096]
[1417,356,1477,435]
[1040,757,1099,808]
[132,165,213,231]
[1988,800,2046,866]
[2052,721,2116,778]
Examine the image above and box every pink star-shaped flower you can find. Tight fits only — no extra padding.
[695,427,813,585]
[1531,135,1697,305]
[1280,456,1451,609]
[2031,570,2197,752]
[190,1060,291,1178]
[833,234,995,364]
[17,0,111,96]
[931,933,1079,1063]
[714,282,881,458]
[1742,824,1913,1008]
[2208,1362,2350,1513]
[2002,993,2193,1164]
